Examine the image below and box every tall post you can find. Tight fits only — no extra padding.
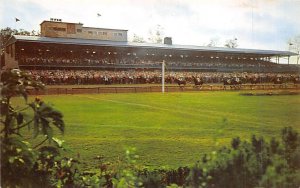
[162,60,165,93]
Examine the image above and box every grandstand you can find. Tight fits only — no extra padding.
[2,19,299,86]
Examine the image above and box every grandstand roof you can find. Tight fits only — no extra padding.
[10,35,297,57]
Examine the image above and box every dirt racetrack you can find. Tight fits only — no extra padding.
[27,83,300,95]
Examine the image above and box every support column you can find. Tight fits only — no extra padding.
[162,60,165,93]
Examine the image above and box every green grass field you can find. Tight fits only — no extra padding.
[17,91,300,170]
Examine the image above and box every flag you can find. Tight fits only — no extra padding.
[15,17,20,22]
[97,13,101,17]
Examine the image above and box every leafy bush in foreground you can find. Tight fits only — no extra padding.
[1,69,66,187]
[186,127,300,188]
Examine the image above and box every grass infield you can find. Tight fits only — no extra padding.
[15,90,300,170]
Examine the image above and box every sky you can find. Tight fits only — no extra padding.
[1,0,300,53]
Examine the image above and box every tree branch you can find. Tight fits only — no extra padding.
[1,119,34,133]
[33,137,48,149]
[16,105,30,112]
[11,119,34,131]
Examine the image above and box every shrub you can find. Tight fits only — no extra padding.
[186,127,300,188]
[1,69,65,187]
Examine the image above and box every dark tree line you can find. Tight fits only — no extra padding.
[0,27,40,50]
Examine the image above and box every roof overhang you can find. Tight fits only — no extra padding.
[11,35,298,57]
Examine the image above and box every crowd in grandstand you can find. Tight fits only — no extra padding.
[19,56,153,66]
[26,69,299,85]
[15,53,300,86]
[19,56,277,69]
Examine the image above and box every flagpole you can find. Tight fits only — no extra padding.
[14,18,17,31]
[162,60,165,93]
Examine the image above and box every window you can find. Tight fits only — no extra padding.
[88,31,93,34]
[52,27,66,32]
[118,33,123,36]
[96,31,108,35]
[77,29,82,33]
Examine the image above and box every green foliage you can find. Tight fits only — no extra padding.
[231,137,240,150]
[259,155,300,188]
[186,127,300,188]
[112,147,143,188]
[29,100,65,141]
[1,136,37,186]
[282,126,299,169]
[1,27,40,49]
[1,69,65,187]
[139,169,164,188]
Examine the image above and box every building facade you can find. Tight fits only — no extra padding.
[40,20,128,41]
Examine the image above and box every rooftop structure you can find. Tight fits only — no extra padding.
[40,19,127,41]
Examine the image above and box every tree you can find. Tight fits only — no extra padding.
[224,37,238,48]
[132,33,145,43]
[0,27,18,50]
[207,37,220,47]
[0,69,111,187]
[0,69,65,187]
[288,35,300,64]
[148,24,164,44]
[0,27,40,50]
